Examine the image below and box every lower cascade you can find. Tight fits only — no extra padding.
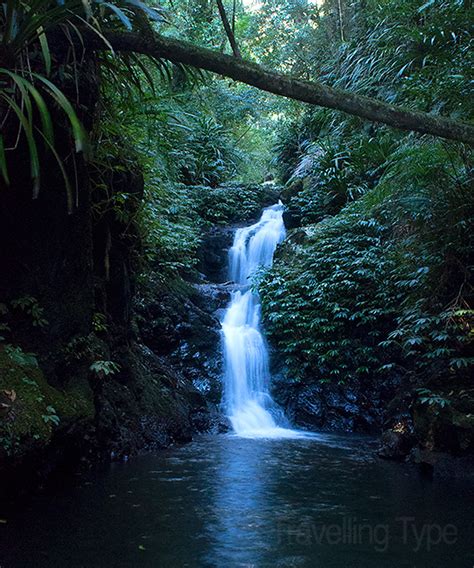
[221,202,299,438]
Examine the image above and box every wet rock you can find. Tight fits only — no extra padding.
[272,374,401,434]
[136,224,234,418]
[193,282,232,313]
[378,430,415,460]
[296,391,325,427]
[197,226,235,283]
[95,344,200,457]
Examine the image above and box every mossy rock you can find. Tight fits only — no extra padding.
[0,347,94,462]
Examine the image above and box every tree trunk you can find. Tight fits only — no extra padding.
[216,0,241,58]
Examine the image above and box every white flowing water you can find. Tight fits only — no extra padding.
[221,202,301,438]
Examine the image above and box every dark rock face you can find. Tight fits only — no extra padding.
[412,392,474,455]
[271,361,474,481]
[375,379,474,474]
[137,284,225,410]
[273,374,398,433]
[198,226,234,283]
[0,148,222,494]
[0,154,95,364]
[272,374,401,434]
[138,225,241,420]
[95,345,200,456]
[134,226,234,418]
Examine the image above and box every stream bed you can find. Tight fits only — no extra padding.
[1,433,473,567]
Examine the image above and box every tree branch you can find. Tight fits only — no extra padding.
[78,30,474,145]
[216,0,241,58]
[232,0,237,34]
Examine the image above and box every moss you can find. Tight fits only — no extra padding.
[0,348,94,460]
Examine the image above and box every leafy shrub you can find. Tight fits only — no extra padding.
[189,182,280,225]
[173,116,241,187]
[374,141,474,379]
[89,360,121,378]
[260,0,473,392]
[260,211,398,382]
[260,139,474,386]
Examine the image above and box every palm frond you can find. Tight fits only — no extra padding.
[0,0,170,208]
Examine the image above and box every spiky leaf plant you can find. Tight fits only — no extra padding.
[0,0,165,211]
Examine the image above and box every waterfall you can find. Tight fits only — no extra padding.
[221,202,299,438]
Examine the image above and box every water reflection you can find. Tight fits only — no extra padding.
[1,434,473,568]
[208,436,280,566]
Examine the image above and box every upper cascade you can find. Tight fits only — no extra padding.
[229,202,287,286]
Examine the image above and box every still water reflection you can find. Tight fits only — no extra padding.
[1,433,473,567]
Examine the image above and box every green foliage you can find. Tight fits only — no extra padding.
[3,344,39,367]
[94,60,278,283]
[0,298,48,348]
[258,0,473,390]
[138,178,278,282]
[0,0,167,209]
[0,68,88,210]
[375,141,474,378]
[315,0,473,118]
[139,180,202,278]
[189,182,279,225]
[260,211,398,382]
[173,115,239,186]
[89,359,120,377]
[41,405,60,426]
[261,138,473,385]
[284,134,392,224]
[243,0,321,74]
[92,313,108,333]
[11,296,47,327]
[416,388,450,409]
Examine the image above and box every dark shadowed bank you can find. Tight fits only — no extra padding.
[0,99,280,497]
